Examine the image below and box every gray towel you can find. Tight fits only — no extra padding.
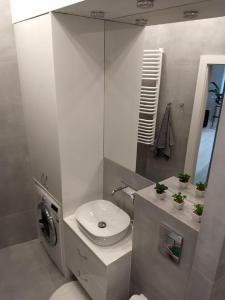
[155,104,175,159]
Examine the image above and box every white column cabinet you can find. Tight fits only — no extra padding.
[14,14,62,201]
[14,13,104,209]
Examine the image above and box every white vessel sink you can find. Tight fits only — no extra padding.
[75,200,131,246]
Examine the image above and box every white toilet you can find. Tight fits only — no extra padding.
[50,282,148,300]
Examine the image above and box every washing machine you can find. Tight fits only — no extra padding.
[34,181,65,275]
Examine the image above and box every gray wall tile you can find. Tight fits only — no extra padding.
[131,194,198,300]
[185,268,213,300]
[0,0,36,248]
[103,158,153,218]
[0,210,36,248]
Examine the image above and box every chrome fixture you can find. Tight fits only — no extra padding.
[135,18,148,26]
[112,184,128,196]
[183,10,198,19]
[159,224,183,264]
[112,184,136,202]
[137,0,154,9]
[98,221,107,229]
[90,11,105,19]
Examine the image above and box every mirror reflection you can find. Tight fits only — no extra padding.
[193,66,225,183]
[136,17,225,185]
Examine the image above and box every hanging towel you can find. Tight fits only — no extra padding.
[154,103,175,159]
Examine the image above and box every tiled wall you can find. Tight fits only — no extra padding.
[103,158,153,219]
[185,78,225,300]
[0,0,36,248]
[131,193,198,300]
[137,16,225,182]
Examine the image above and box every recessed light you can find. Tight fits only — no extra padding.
[90,11,105,19]
[183,10,199,19]
[135,19,148,26]
[137,0,154,9]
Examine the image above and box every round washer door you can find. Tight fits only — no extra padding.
[38,201,57,247]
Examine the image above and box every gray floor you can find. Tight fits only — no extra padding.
[0,239,67,300]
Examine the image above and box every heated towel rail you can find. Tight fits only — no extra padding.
[138,48,163,145]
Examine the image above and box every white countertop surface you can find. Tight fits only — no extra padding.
[136,180,201,232]
[64,214,132,266]
[161,176,205,205]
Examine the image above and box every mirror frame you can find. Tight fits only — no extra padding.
[185,55,225,180]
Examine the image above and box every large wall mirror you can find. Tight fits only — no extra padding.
[104,16,225,185]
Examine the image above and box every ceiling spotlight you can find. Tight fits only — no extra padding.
[90,11,105,19]
[183,10,199,19]
[137,0,154,9]
[135,18,148,26]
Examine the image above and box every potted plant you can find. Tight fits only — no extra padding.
[154,183,168,200]
[172,192,186,210]
[196,182,207,197]
[209,82,224,105]
[178,173,191,189]
[192,203,204,223]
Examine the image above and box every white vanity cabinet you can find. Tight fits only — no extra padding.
[14,14,62,201]
[64,216,132,300]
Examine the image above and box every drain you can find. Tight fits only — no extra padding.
[98,221,107,228]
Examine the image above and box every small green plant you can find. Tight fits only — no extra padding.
[193,204,204,216]
[178,173,191,183]
[209,82,224,105]
[196,182,207,191]
[154,183,168,194]
[172,192,186,204]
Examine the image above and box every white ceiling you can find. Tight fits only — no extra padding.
[56,0,225,26]
[118,0,225,25]
[56,0,210,19]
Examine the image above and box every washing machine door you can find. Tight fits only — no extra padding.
[38,201,57,247]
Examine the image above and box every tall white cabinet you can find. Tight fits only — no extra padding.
[104,21,145,172]
[14,13,104,215]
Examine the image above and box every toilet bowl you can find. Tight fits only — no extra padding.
[50,282,148,300]
[50,282,91,300]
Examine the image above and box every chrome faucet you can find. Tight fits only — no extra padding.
[111,183,136,203]
[111,185,128,196]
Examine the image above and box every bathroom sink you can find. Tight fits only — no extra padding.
[75,200,131,246]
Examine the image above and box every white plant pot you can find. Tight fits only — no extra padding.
[173,201,184,210]
[156,192,166,200]
[179,181,188,189]
[196,190,205,198]
[192,212,202,223]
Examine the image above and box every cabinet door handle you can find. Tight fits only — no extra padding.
[77,248,87,260]
[77,270,88,282]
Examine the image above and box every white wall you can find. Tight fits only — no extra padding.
[104,21,145,172]
[10,0,84,23]
[52,13,104,216]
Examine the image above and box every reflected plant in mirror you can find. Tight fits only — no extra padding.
[209,81,224,106]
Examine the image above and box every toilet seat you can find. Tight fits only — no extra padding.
[50,281,148,300]
[50,282,91,300]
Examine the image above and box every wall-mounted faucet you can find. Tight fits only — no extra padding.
[111,183,136,203]
[111,185,128,196]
